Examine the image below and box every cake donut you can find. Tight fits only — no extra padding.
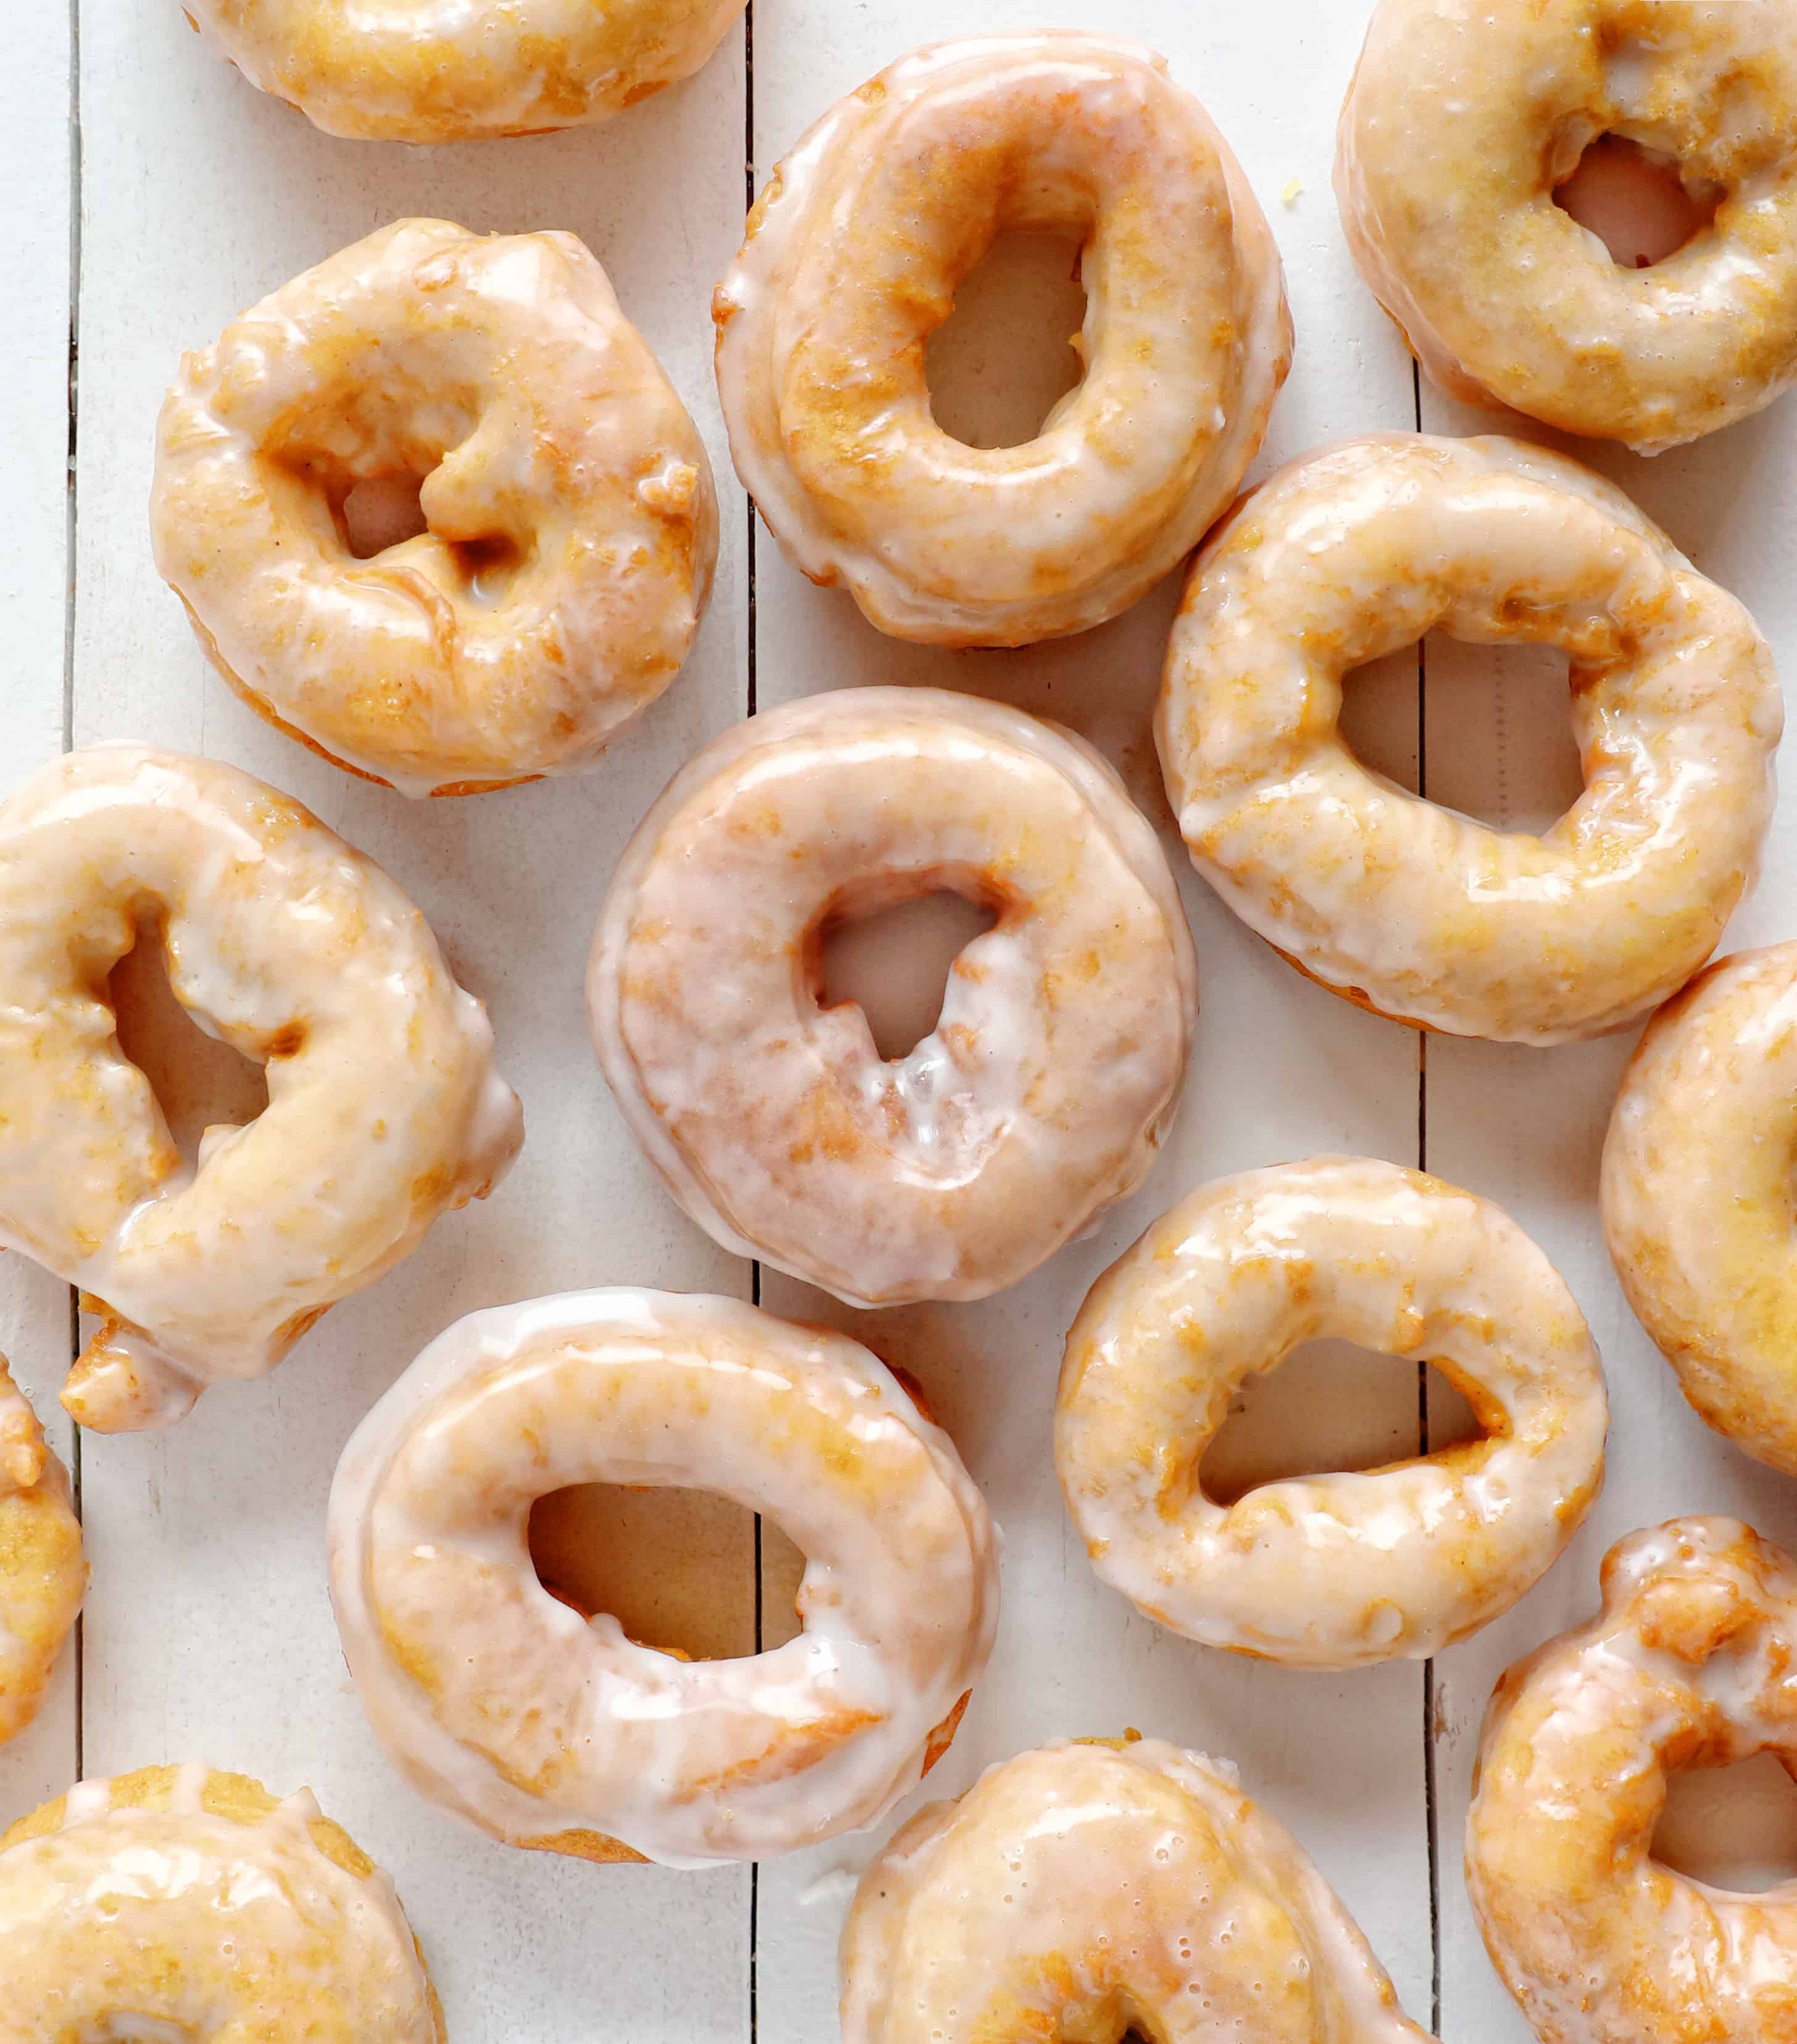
[1337,0,1797,452]
[1603,941,1797,1475]
[1056,1158,1606,1668]
[0,1361,85,1747]
[328,1290,998,1868]
[713,33,1292,645]
[182,0,747,143]
[1158,435,1780,1045]
[841,1736,1433,2044]
[589,689,1198,1306]
[0,744,522,1433]
[154,219,718,797]
[1468,1518,1797,2044]
[0,1763,442,2039]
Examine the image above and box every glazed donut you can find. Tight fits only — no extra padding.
[842,1736,1433,2044]
[0,744,522,1434]
[1467,1517,1797,2044]
[1157,434,1780,1045]
[713,33,1292,645]
[1337,0,1797,452]
[1056,1158,1606,1668]
[182,0,747,143]
[0,1360,84,1747]
[589,688,1198,1306]
[1603,941,1797,1475]
[328,1289,998,1868]
[0,1763,442,2038]
[154,219,718,797]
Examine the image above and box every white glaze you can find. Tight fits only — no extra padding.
[1336,0,1797,452]
[0,743,523,1431]
[1467,1518,1797,2044]
[154,219,718,798]
[1056,1158,1608,1668]
[589,687,1199,1307]
[0,1359,84,1747]
[327,1289,1000,1869]
[1603,941,1797,1476]
[0,1765,440,2040]
[714,33,1292,645]
[840,1737,1434,2044]
[183,0,749,143]
[1157,434,1781,1045]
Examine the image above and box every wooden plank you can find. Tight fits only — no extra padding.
[71,4,753,2035]
[747,4,1435,2035]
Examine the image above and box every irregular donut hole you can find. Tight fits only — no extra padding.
[341,473,430,558]
[1199,1341,1482,1507]
[107,914,270,1173]
[1652,1750,1797,1894]
[813,876,1001,1063]
[1554,134,1721,270]
[924,225,1089,450]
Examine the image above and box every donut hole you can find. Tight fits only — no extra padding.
[814,883,1000,1063]
[924,225,1089,450]
[1200,1343,1482,1507]
[1554,134,1721,270]
[107,916,270,1173]
[1653,1750,1797,1893]
[340,473,430,558]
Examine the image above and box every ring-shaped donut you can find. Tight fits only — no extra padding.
[589,687,1199,1306]
[1156,434,1780,1045]
[1056,1158,1608,1667]
[0,1764,442,2038]
[1603,942,1797,1475]
[0,1361,84,1748]
[183,0,749,143]
[328,1290,998,1868]
[154,220,718,797]
[0,744,523,1434]
[842,1736,1434,2044]
[1337,0,1797,452]
[714,33,1292,645]
[1468,1517,1797,2044]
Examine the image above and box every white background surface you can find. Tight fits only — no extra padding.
[2,2,1794,2038]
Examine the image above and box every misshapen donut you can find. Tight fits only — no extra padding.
[1603,942,1797,1475]
[154,220,718,797]
[1157,435,1780,1045]
[589,689,1198,1306]
[0,1764,442,2040]
[328,1290,998,1868]
[0,745,522,1433]
[714,33,1291,645]
[1056,1159,1606,1668]
[0,1362,84,1748]
[1468,1518,1797,2044]
[183,0,747,143]
[1337,0,1797,452]
[842,1737,1433,2044]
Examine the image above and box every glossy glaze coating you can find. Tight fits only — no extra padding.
[714,33,1292,645]
[0,1361,84,1747]
[154,220,718,797]
[841,1737,1434,2044]
[0,1763,442,2041]
[589,688,1198,1306]
[1056,1159,1606,1668]
[1158,435,1780,1045]
[1603,942,1797,1475]
[183,0,747,143]
[1337,0,1797,452]
[0,744,522,1433]
[328,1289,998,1869]
[1468,1518,1797,2044]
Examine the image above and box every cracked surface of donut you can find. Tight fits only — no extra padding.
[714,33,1292,645]
[0,1360,84,1748]
[154,220,717,798]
